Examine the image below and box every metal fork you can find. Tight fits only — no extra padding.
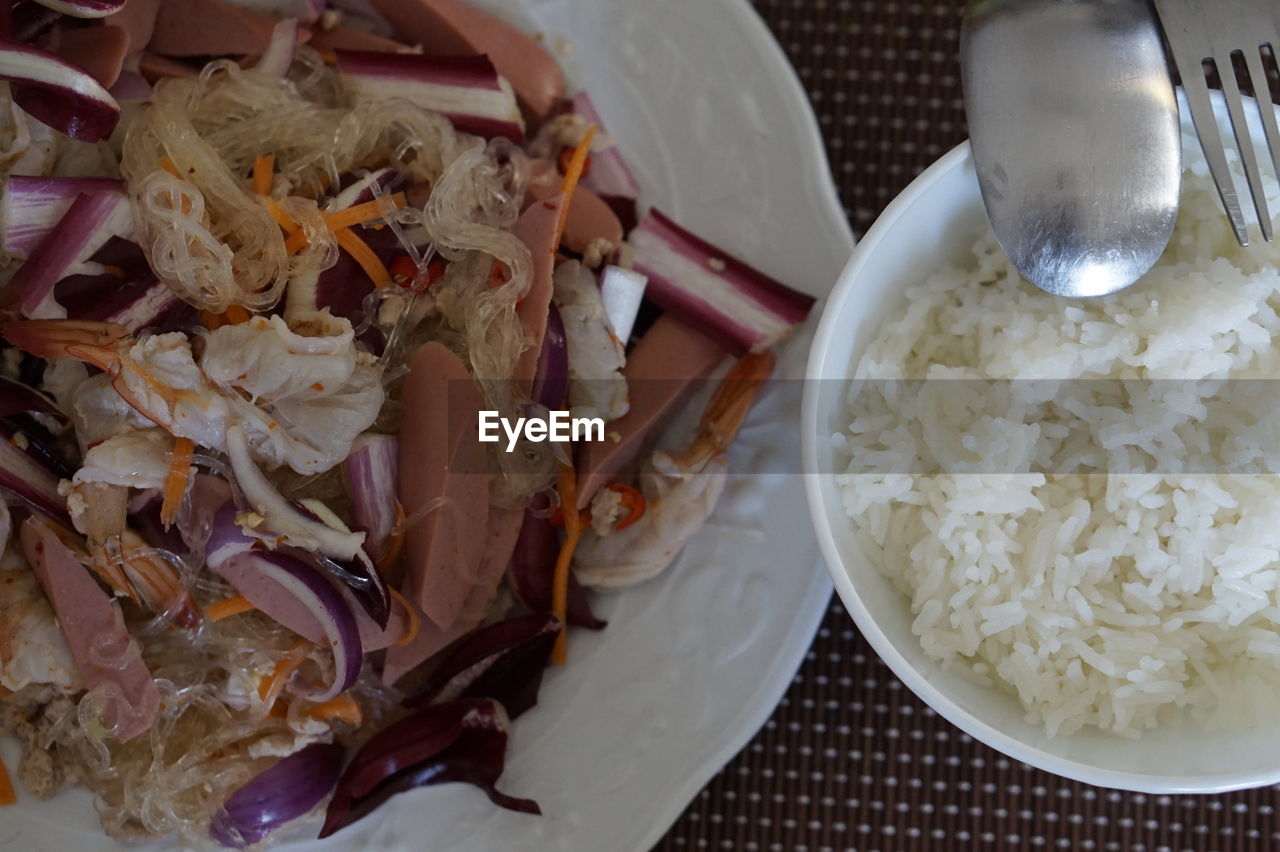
[1151,0,1280,245]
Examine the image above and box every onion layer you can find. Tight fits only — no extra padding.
[210,743,345,849]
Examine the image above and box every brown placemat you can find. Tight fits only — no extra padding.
[656,2,1280,850]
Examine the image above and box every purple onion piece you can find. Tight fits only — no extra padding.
[530,302,568,411]
[0,374,65,422]
[328,167,399,212]
[253,551,363,701]
[28,0,124,18]
[12,3,59,42]
[509,509,605,630]
[342,433,398,564]
[0,419,69,523]
[5,188,131,317]
[2,175,126,256]
[628,209,816,354]
[335,50,524,143]
[210,743,345,849]
[0,39,121,142]
[320,699,539,839]
[402,612,560,719]
[206,502,256,570]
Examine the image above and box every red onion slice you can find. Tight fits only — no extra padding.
[0,418,70,522]
[342,433,398,564]
[530,302,568,411]
[0,39,121,142]
[5,188,132,317]
[403,612,560,719]
[244,551,363,701]
[210,743,345,848]
[629,209,816,354]
[0,374,66,422]
[509,509,604,630]
[2,175,126,256]
[335,50,524,142]
[320,698,539,839]
[28,0,125,18]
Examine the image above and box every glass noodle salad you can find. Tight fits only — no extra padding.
[0,0,815,845]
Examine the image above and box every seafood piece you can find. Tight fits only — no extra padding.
[574,351,774,588]
[553,260,628,423]
[0,531,81,694]
[65,480,202,628]
[3,316,384,474]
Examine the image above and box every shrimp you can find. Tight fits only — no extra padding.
[574,351,774,588]
[66,480,203,629]
[2,320,230,451]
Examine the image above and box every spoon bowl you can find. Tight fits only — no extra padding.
[961,0,1182,297]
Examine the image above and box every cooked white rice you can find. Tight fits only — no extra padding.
[834,133,1280,738]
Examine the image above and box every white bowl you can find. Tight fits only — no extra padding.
[800,138,1280,794]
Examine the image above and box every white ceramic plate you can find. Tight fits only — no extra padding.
[0,0,854,848]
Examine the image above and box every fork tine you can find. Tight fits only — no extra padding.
[1217,51,1274,241]
[1244,45,1280,191]
[1179,59,1251,245]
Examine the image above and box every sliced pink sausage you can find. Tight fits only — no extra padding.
[369,0,565,122]
[381,506,523,685]
[459,505,523,624]
[138,52,199,82]
[107,0,161,52]
[575,314,728,509]
[381,601,470,685]
[149,0,278,57]
[397,342,490,631]
[213,554,409,651]
[527,159,623,255]
[20,517,160,743]
[310,25,404,54]
[42,25,130,88]
[512,196,562,391]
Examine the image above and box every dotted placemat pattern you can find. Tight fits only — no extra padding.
[657,2,1280,851]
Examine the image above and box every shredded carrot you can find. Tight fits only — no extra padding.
[607,481,646,531]
[556,145,591,179]
[284,230,309,255]
[315,48,338,65]
[487,261,507,289]
[207,593,256,622]
[307,693,363,725]
[323,192,406,232]
[553,126,596,248]
[201,304,252,330]
[259,641,311,707]
[551,465,587,664]
[387,585,420,648]
[0,754,15,807]
[267,699,289,719]
[252,154,275,195]
[334,227,391,288]
[159,156,180,177]
[160,436,195,529]
[263,197,302,236]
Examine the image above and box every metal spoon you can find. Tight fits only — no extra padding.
[961,0,1182,297]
